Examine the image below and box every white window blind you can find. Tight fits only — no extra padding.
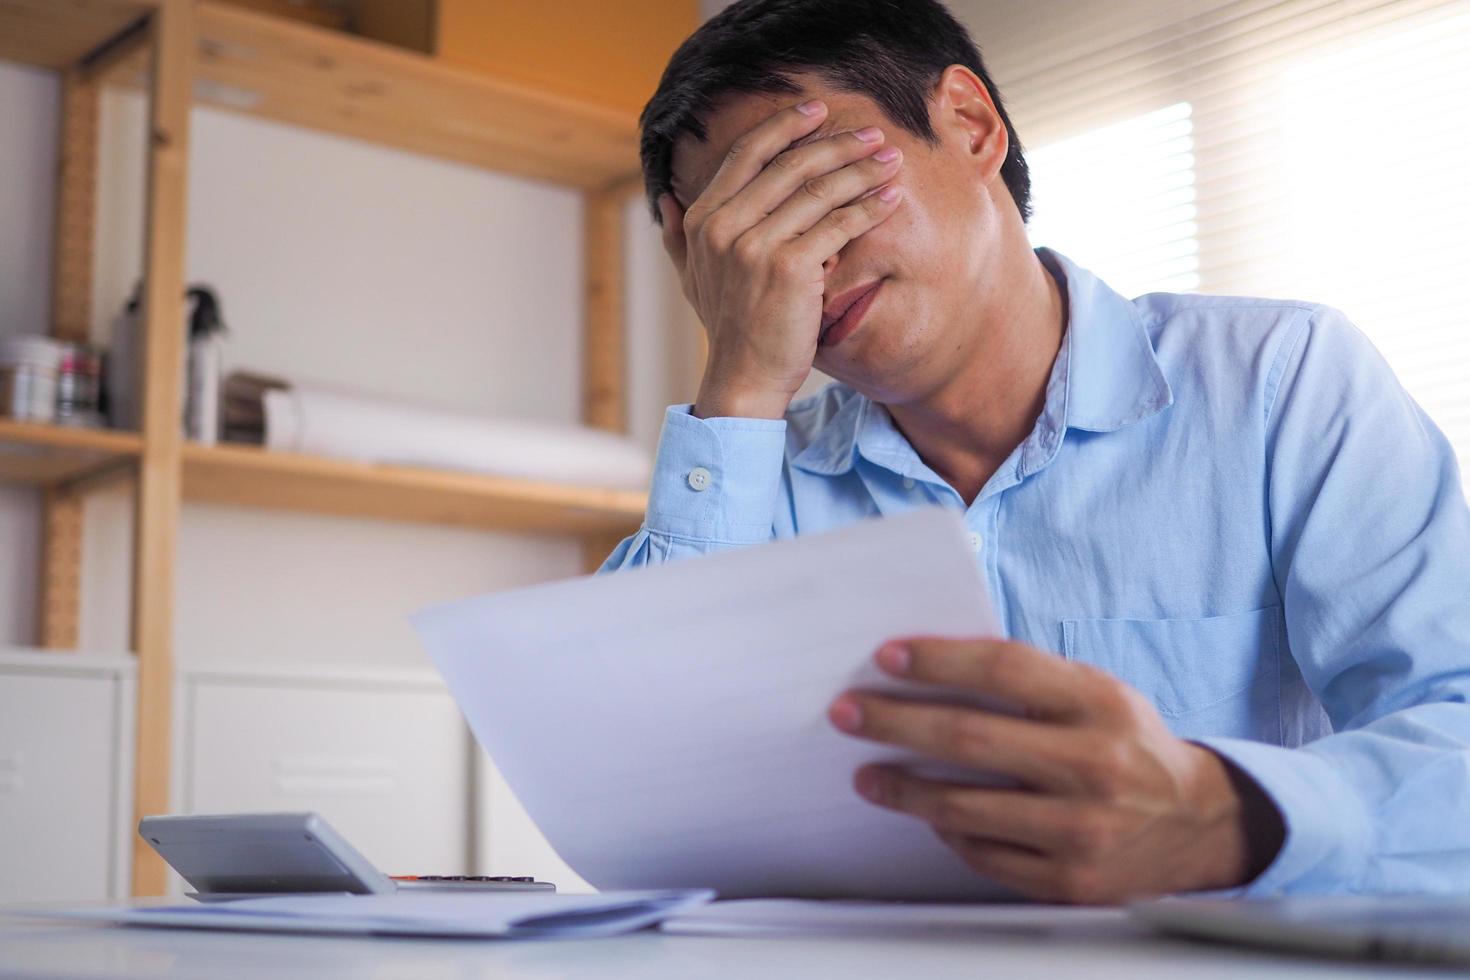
[1027,102,1201,297]
[972,0,1470,468]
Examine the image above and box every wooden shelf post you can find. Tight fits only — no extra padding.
[581,177,641,573]
[583,180,634,435]
[130,0,195,897]
[38,67,103,650]
[51,69,99,344]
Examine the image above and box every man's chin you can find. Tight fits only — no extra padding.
[826,355,934,406]
[815,359,881,397]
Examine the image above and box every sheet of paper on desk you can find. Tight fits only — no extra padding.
[413,507,1012,901]
[20,890,714,939]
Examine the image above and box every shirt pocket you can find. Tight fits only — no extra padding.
[1061,606,1283,744]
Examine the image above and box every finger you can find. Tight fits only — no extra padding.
[694,100,828,218]
[877,637,1096,720]
[747,144,903,245]
[831,694,1084,791]
[857,770,1088,853]
[657,193,688,267]
[786,185,904,266]
[723,127,893,233]
[935,831,1066,901]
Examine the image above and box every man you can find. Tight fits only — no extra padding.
[599,0,1470,903]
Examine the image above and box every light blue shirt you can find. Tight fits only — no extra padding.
[598,248,1470,896]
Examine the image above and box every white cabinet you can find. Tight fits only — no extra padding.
[0,650,134,903]
[0,656,517,901]
[177,665,471,881]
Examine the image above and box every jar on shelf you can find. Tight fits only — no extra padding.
[0,335,65,424]
[56,342,105,428]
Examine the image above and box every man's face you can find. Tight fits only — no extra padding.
[668,70,1009,404]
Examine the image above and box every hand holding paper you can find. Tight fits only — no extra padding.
[831,634,1277,903]
[413,508,1016,900]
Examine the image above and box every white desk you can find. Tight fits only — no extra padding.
[0,907,1417,979]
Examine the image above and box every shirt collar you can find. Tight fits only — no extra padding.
[791,248,1174,476]
[1042,248,1174,433]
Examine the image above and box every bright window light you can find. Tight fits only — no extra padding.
[1026,102,1200,297]
[1280,10,1470,467]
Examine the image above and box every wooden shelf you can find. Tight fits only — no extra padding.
[0,418,142,485]
[181,442,647,536]
[3,1,644,190]
[0,421,646,536]
[7,0,650,896]
[2,1,644,190]
[95,1,643,190]
[0,0,153,71]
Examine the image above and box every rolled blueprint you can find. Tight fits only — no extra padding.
[263,382,651,489]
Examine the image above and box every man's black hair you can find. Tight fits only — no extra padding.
[638,0,1032,227]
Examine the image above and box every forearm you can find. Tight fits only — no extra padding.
[596,404,790,573]
[1192,746,1287,889]
[1248,308,1470,894]
[1201,699,1470,894]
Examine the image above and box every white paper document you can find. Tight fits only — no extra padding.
[18,891,713,939]
[413,508,1012,901]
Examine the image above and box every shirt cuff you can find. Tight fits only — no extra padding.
[1196,736,1370,896]
[643,404,788,543]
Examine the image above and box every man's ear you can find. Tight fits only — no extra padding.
[933,64,1009,186]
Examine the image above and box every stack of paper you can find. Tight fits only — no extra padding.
[414,508,1014,901]
[21,891,713,939]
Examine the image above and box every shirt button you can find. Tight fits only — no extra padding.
[967,532,984,552]
[902,477,917,490]
[687,466,712,492]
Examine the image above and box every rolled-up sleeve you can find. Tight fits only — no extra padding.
[598,405,789,572]
[1201,306,1470,894]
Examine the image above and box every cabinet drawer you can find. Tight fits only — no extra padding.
[0,653,134,902]
[181,668,469,877]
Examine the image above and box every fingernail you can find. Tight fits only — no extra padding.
[876,642,911,674]
[854,126,883,143]
[855,768,883,802]
[797,99,825,116]
[873,146,900,162]
[879,185,902,203]
[829,696,863,733]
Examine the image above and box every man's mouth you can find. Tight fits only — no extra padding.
[820,279,884,347]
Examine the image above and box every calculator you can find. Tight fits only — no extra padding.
[393,875,555,892]
[139,812,555,901]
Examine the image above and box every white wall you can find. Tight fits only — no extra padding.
[0,66,701,665]
[0,61,57,647]
[0,62,54,338]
